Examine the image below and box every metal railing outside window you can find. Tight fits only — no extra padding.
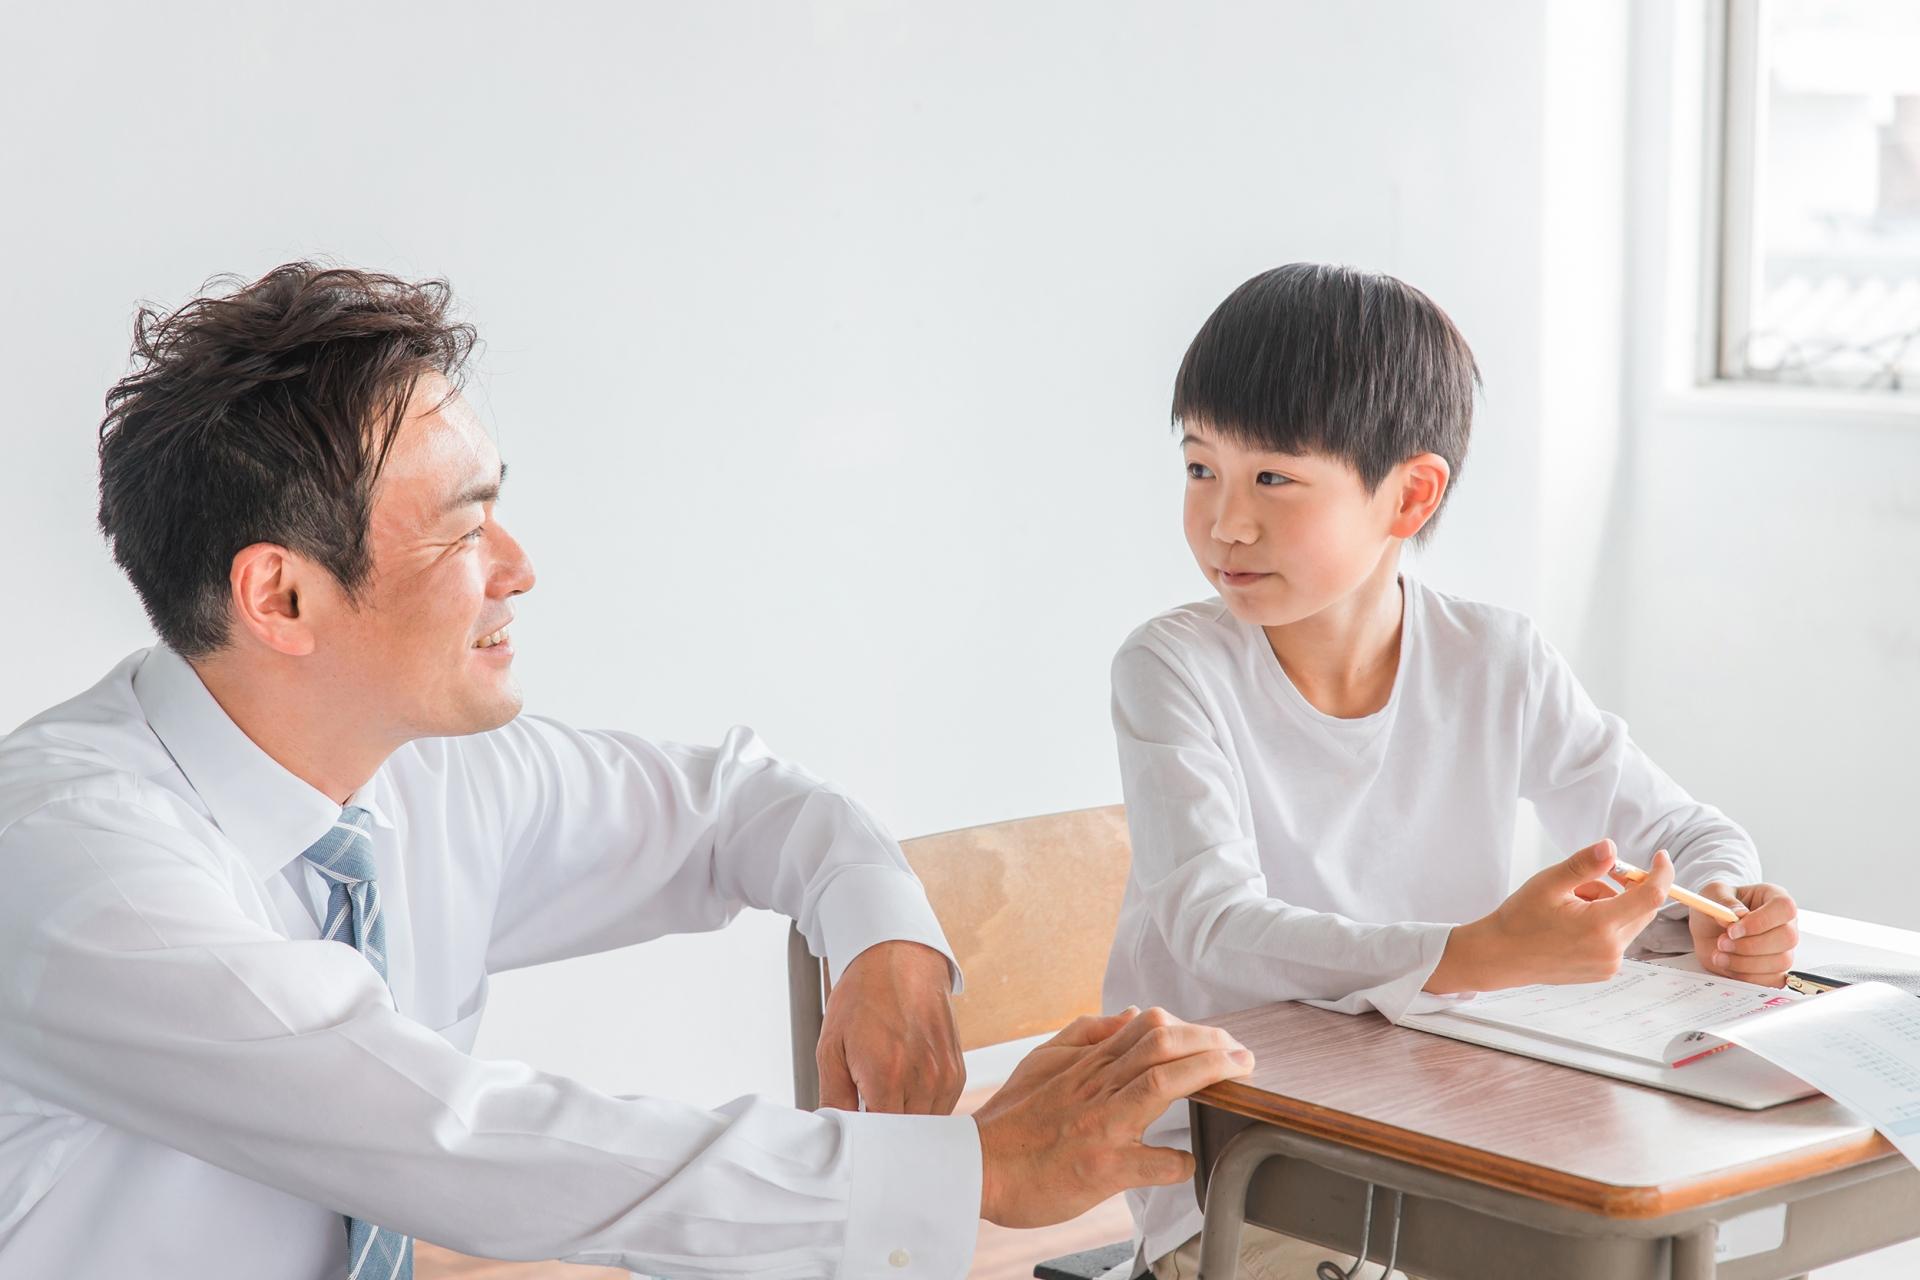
[1713,0,1920,394]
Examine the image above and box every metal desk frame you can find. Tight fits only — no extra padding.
[1190,1102,1920,1280]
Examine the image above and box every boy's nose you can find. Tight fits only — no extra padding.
[1211,497,1259,545]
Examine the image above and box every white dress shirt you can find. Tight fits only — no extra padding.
[1104,577,1762,1262]
[0,646,980,1280]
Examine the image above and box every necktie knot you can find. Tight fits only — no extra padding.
[301,806,378,885]
[298,805,388,973]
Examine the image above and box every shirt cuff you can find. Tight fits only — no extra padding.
[1302,922,1454,1023]
[814,863,963,993]
[1631,912,1697,956]
[1368,923,1456,1022]
[840,1111,981,1279]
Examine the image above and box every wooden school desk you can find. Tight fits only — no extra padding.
[1185,911,1920,1279]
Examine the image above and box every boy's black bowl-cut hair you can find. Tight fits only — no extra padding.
[1172,262,1480,537]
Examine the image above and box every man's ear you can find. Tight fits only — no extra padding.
[1387,453,1451,540]
[228,543,317,657]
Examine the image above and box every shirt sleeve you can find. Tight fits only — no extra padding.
[1518,625,1763,951]
[467,716,958,988]
[0,796,979,1277]
[1112,640,1452,1022]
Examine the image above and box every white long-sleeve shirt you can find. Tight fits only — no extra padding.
[0,645,979,1280]
[1104,577,1761,1262]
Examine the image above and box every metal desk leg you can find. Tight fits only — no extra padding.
[1195,1127,1276,1278]
[1671,1225,1715,1280]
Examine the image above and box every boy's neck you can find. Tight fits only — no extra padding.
[1262,554,1406,720]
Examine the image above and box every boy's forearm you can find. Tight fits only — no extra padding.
[1425,918,1497,994]
[1425,915,1543,994]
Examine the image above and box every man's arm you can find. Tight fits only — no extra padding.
[460,715,964,1110]
[0,798,1251,1275]
[0,799,972,1276]
[469,717,951,978]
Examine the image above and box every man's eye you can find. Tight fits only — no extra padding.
[461,525,486,543]
[1186,462,1213,480]
[1257,472,1293,487]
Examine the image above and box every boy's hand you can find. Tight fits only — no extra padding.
[1689,882,1797,987]
[1427,839,1671,993]
[971,1006,1253,1228]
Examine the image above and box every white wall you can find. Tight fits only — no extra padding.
[1,1,1621,1107]
[1613,0,1920,931]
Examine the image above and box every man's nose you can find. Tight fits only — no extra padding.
[490,522,537,597]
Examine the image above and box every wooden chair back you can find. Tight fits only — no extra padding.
[788,803,1132,1105]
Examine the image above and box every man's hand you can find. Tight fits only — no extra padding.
[816,940,964,1116]
[1427,839,1672,993]
[971,1006,1253,1228]
[1689,881,1798,987]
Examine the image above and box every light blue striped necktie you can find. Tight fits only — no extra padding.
[301,806,413,1280]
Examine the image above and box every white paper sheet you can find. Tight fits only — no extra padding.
[1704,981,1920,1165]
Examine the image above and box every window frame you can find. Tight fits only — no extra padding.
[1709,0,1764,385]
[1704,0,1919,397]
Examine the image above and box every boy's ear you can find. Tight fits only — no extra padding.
[1387,453,1450,540]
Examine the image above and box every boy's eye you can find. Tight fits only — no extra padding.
[1185,462,1213,480]
[1256,472,1293,487]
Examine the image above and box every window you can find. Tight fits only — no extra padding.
[1715,0,1920,393]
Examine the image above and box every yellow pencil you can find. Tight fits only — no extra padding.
[1608,860,1743,925]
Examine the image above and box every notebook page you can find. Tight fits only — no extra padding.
[1444,960,1801,1065]
[1704,981,1920,1166]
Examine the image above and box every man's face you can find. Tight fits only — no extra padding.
[320,374,535,740]
[1180,421,1401,628]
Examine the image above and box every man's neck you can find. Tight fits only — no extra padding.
[189,654,393,805]
[1262,553,1406,719]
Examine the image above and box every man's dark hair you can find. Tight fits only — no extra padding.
[1171,262,1479,534]
[97,262,478,658]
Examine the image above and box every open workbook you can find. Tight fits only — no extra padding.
[1402,960,1820,1109]
[1439,960,1805,1069]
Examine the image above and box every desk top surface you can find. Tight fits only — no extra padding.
[1191,910,1915,1218]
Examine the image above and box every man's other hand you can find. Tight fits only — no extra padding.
[817,940,964,1115]
[971,1006,1254,1228]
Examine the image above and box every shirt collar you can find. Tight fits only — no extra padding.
[132,646,396,881]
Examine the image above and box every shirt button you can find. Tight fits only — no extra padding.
[889,1248,911,1268]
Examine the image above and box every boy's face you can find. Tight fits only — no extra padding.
[1180,421,1430,628]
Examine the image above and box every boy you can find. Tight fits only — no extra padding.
[1105,264,1799,1279]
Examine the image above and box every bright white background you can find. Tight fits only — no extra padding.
[2,2,1915,1187]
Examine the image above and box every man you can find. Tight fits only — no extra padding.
[0,263,1251,1279]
